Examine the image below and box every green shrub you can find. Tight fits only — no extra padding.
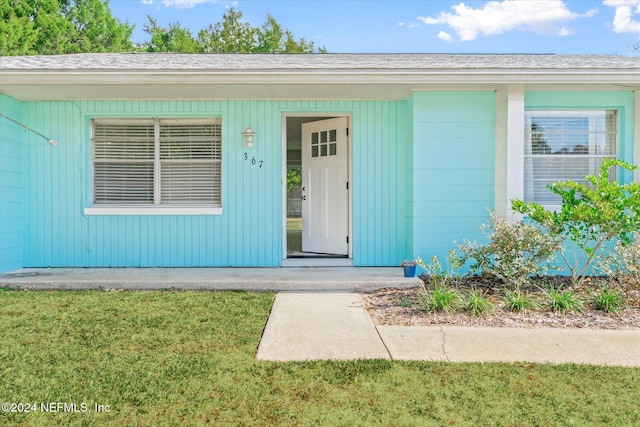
[457,212,561,289]
[503,289,538,312]
[543,287,585,314]
[415,251,462,288]
[463,289,494,316]
[286,169,301,193]
[598,241,640,287]
[392,295,412,308]
[418,286,460,313]
[592,286,625,313]
[512,159,640,286]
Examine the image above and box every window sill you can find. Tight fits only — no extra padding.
[84,206,223,216]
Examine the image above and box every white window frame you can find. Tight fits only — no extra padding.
[84,118,222,216]
[523,109,618,209]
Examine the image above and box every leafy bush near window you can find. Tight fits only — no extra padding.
[406,160,639,319]
[457,212,561,290]
[512,159,640,286]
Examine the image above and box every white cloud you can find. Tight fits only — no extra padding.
[438,31,453,42]
[604,0,640,36]
[558,27,574,36]
[141,0,153,4]
[419,0,595,41]
[399,21,421,28]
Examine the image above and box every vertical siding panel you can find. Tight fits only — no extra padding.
[256,101,266,266]
[130,216,137,266]
[39,102,50,265]
[248,100,259,265]
[176,216,186,267]
[354,103,365,265]
[95,216,104,267]
[381,101,391,264]
[0,94,25,272]
[381,102,392,263]
[50,102,62,266]
[364,102,376,265]
[24,102,35,266]
[231,100,243,265]
[146,216,156,266]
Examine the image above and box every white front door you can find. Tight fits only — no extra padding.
[301,117,349,255]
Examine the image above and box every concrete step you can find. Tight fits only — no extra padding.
[0,267,421,291]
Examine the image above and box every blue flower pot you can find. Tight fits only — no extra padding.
[403,265,416,277]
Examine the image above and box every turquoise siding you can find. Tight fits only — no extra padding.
[410,92,496,263]
[352,101,410,266]
[15,100,409,268]
[0,94,25,272]
[525,91,636,183]
[1,90,635,272]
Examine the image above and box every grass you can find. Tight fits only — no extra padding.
[543,287,586,314]
[286,217,302,231]
[593,286,626,313]
[1,290,639,426]
[463,288,494,316]
[418,286,460,313]
[503,289,539,312]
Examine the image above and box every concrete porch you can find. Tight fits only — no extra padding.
[0,267,421,291]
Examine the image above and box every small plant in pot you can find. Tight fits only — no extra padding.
[401,259,418,277]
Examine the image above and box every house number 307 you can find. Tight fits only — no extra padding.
[243,153,264,168]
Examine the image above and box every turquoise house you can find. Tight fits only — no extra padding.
[1,53,639,273]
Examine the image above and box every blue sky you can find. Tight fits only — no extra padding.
[109,0,640,54]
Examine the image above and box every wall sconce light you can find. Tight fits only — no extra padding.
[241,126,256,148]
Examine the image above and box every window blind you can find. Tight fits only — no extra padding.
[92,118,222,207]
[93,120,155,205]
[524,110,617,205]
[159,122,222,205]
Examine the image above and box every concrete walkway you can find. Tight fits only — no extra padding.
[257,292,640,367]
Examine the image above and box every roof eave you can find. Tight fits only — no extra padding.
[2,70,638,101]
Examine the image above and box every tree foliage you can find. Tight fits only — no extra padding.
[2,2,322,56]
[0,0,134,56]
[143,8,324,53]
[143,16,201,53]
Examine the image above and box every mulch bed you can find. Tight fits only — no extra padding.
[361,275,640,330]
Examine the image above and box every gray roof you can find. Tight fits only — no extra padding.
[2,53,639,71]
[2,53,638,101]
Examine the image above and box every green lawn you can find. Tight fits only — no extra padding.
[1,290,638,426]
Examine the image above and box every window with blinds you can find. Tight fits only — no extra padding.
[92,118,222,207]
[524,110,617,206]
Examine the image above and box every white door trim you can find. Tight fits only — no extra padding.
[281,112,353,263]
